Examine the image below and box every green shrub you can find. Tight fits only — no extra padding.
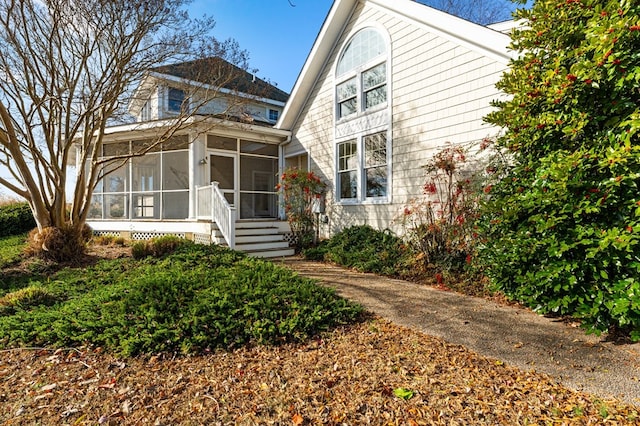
[480,0,640,339]
[0,243,363,355]
[319,225,407,275]
[131,235,188,259]
[0,202,35,237]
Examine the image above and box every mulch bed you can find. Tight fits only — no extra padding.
[2,318,638,425]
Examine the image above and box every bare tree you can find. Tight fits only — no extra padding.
[0,0,255,257]
[423,0,515,25]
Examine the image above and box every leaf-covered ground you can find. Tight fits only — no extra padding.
[2,318,638,425]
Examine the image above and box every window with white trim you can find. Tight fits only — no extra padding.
[336,131,389,202]
[335,28,387,119]
[168,88,185,113]
[338,140,358,200]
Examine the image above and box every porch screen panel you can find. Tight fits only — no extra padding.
[162,151,189,190]
[162,191,189,219]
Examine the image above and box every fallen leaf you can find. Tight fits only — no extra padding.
[393,387,414,400]
[292,413,304,425]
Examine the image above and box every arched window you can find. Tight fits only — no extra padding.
[335,27,390,203]
[336,28,387,119]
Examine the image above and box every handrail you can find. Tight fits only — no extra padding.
[210,181,236,249]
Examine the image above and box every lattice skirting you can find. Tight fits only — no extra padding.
[92,231,121,237]
[131,232,186,240]
[194,233,212,245]
[283,232,297,247]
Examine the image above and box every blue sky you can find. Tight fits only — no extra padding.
[189,0,335,93]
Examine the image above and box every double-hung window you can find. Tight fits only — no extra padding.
[336,131,388,202]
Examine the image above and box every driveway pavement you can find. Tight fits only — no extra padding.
[276,257,640,407]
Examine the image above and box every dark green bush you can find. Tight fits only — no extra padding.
[0,243,363,355]
[0,202,35,237]
[317,225,407,275]
[480,0,640,339]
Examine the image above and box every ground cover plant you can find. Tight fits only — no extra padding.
[304,225,409,276]
[0,233,27,269]
[0,239,363,356]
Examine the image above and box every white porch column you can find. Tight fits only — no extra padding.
[189,133,207,219]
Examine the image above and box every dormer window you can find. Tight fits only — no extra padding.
[168,88,185,113]
[335,28,387,120]
[268,109,280,122]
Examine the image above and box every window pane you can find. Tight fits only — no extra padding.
[339,171,358,199]
[240,156,277,191]
[337,28,386,76]
[339,98,357,118]
[103,141,129,157]
[105,194,128,219]
[132,193,158,219]
[364,132,388,198]
[240,140,278,157]
[88,194,103,219]
[163,135,189,151]
[366,166,387,197]
[364,132,387,167]
[338,141,357,171]
[208,135,237,151]
[337,78,357,101]
[131,153,160,192]
[162,191,189,219]
[363,63,386,90]
[163,151,189,190]
[168,88,185,112]
[132,139,161,154]
[365,86,387,109]
[102,161,128,193]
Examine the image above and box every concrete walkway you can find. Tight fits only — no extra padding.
[275,257,640,407]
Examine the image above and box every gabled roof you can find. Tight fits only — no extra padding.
[276,0,514,130]
[129,57,289,116]
[152,58,290,103]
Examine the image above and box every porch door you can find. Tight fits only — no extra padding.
[210,153,236,206]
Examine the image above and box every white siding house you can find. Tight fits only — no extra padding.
[82,0,513,252]
[277,0,513,238]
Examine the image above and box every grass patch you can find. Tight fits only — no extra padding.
[0,242,363,356]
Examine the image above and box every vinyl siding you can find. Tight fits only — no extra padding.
[285,1,507,237]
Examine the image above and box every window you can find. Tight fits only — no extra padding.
[336,131,389,202]
[337,140,358,200]
[364,132,387,197]
[268,109,280,122]
[168,88,185,113]
[140,101,151,121]
[92,137,189,220]
[335,28,387,119]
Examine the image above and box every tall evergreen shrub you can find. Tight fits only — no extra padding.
[480,0,640,338]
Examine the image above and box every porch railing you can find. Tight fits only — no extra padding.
[195,182,236,249]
